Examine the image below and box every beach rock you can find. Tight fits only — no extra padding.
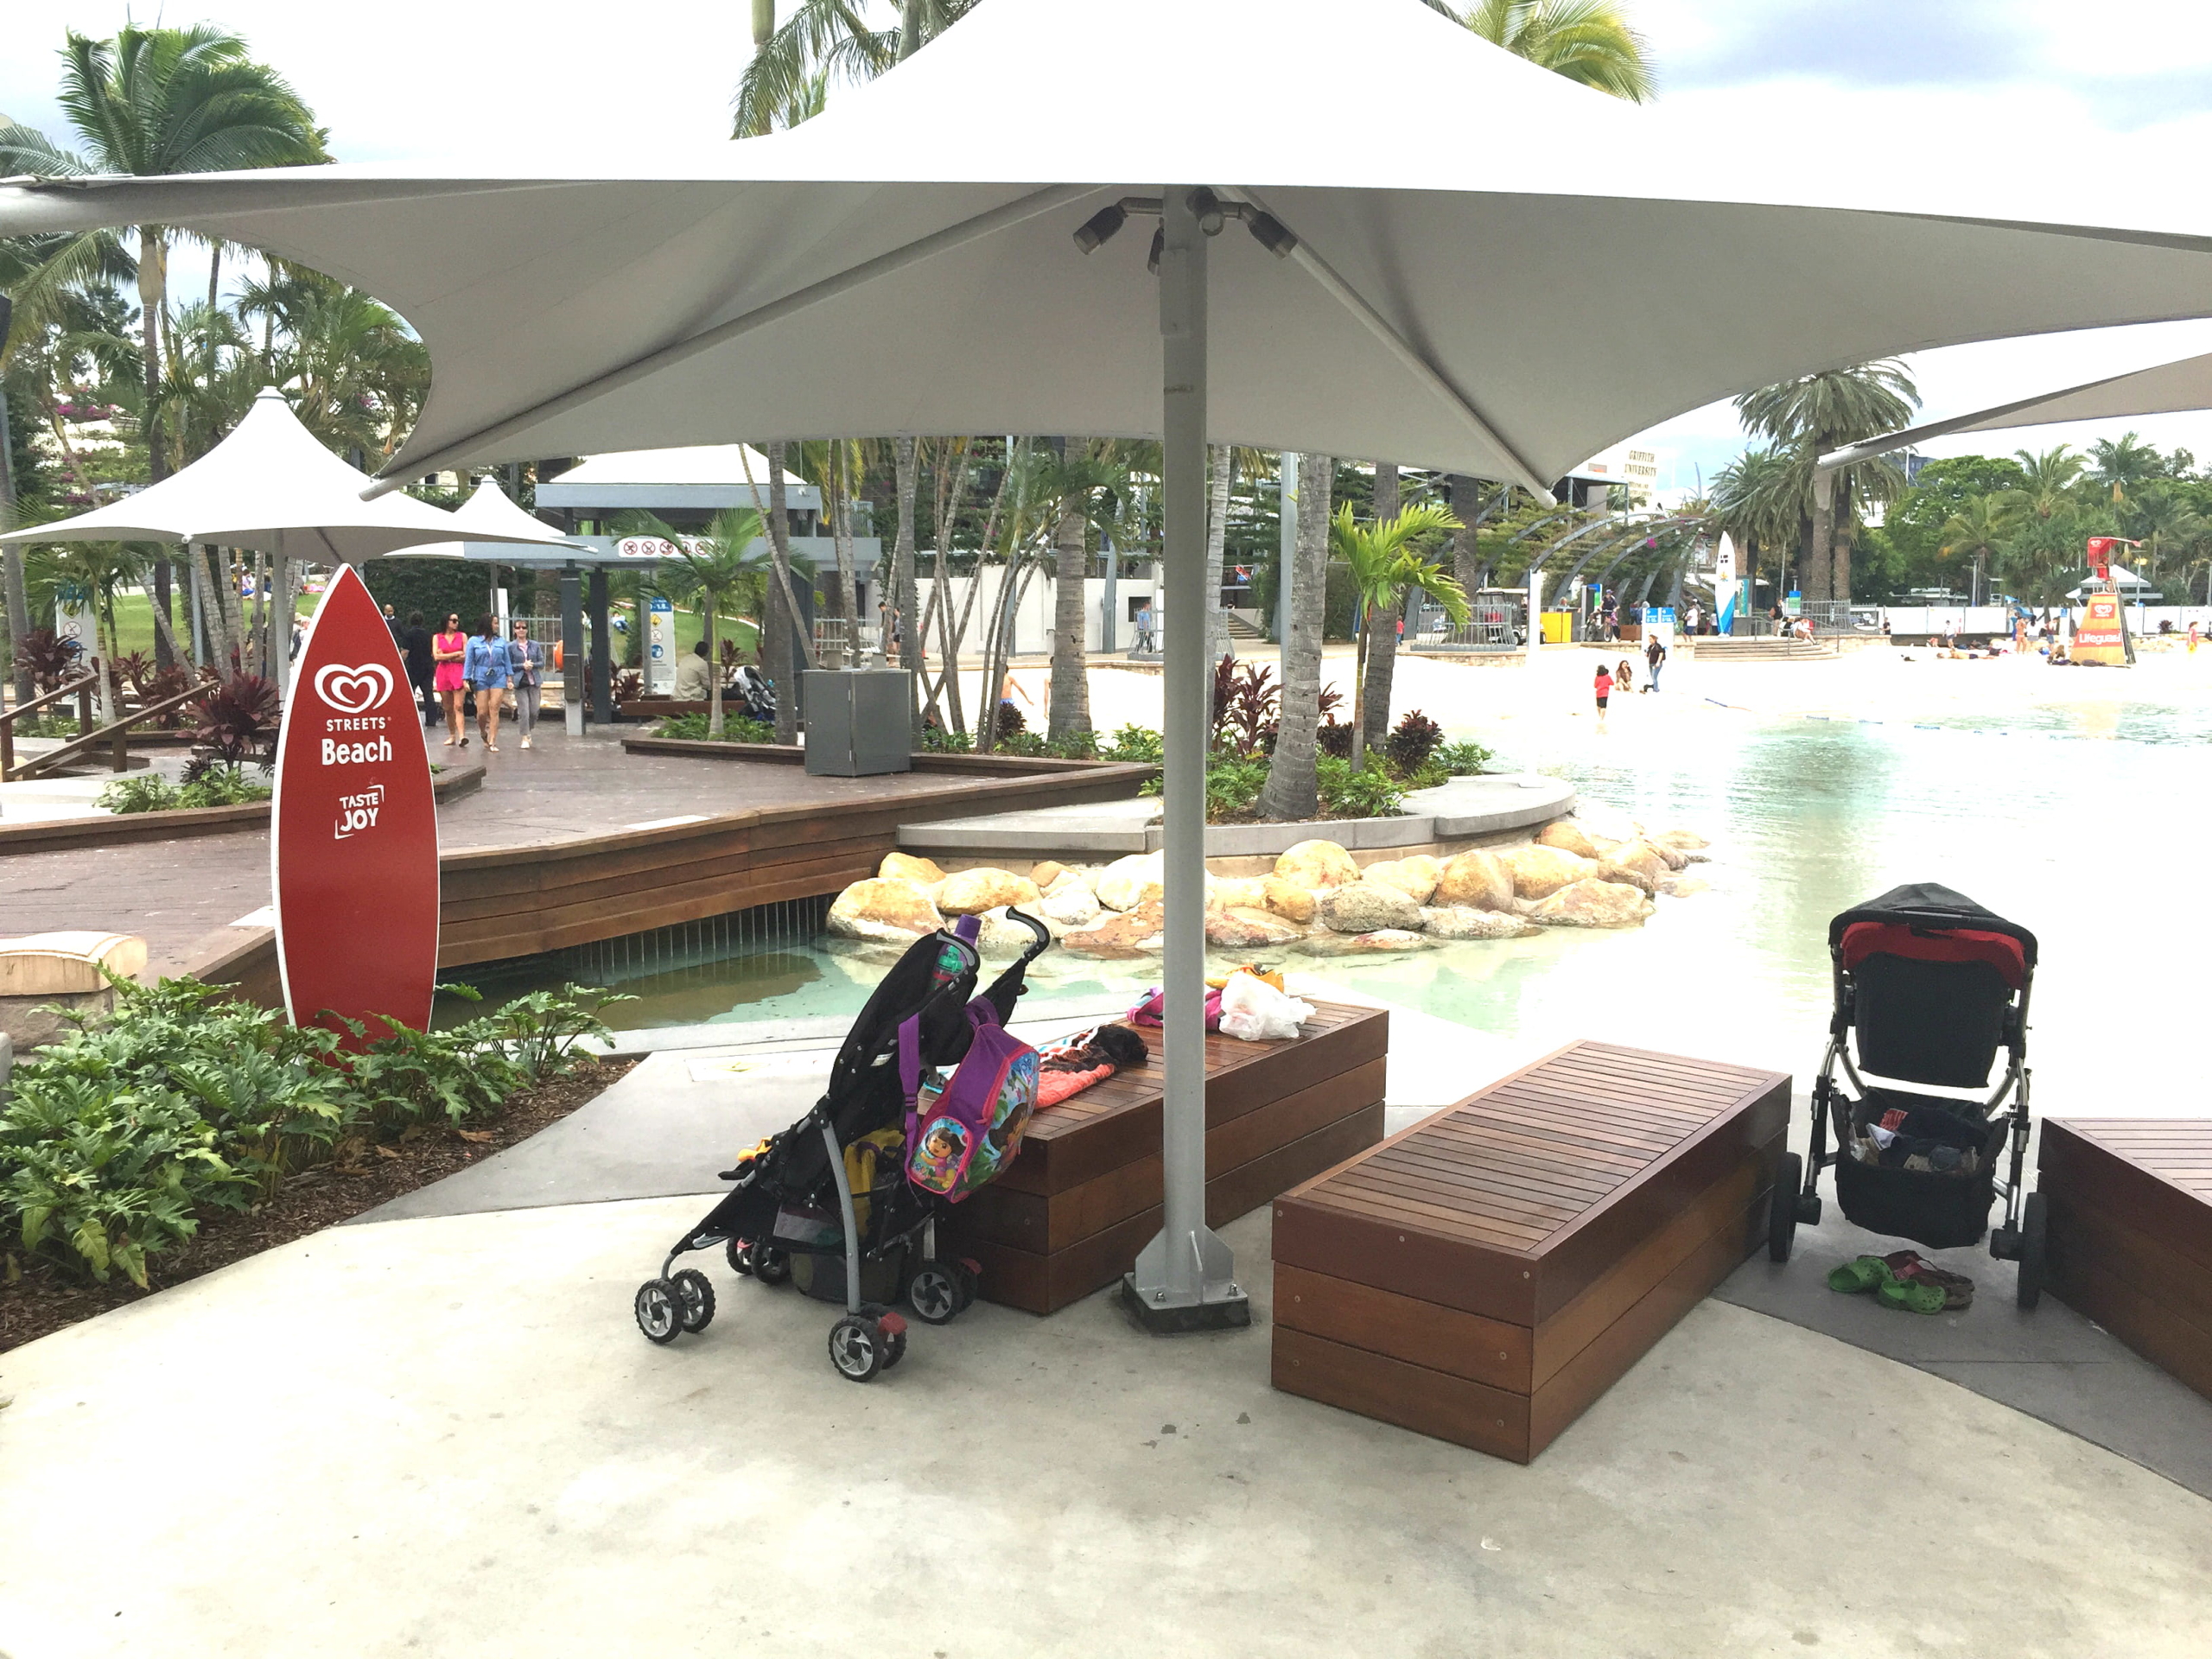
[1296,928,1433,957]
[828,878,943,944]
[1274,839,1359,892]
[1320,880,1423,935]
[1654,829,1710,853]
[1060,899,1166,960]
[1207,906,1306,949]
[1659,875,1709,899]
[1262,877,1319,925]
[1537,820,1604,861]
[937,866,1043,916]
[1096,851,1166,912]
[1501,843,1599,900]
[1039,884,1103,928]
[1029,860,1068,891]
[1044,867,1092,897]
[1362,855,1440,906]
[1599,842,1670,895]
[1211,876,1271,912]
[1433,849,1515,912]
[878,851,945,887]
[1420,906,1542,941]
[1529,878,1655,929]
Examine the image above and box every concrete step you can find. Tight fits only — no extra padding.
[1688,637,1837,661]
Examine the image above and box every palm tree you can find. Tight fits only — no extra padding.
[1734,360,1916,603]
[1335,501,1469,756]
[1019,442,1125,742]
[1425,1,1656,100]
[1255,454,1335,823]
[733,0,977,137]
[1936,494,2015,606]
[2088,432,2161,505]
[1710,444,1802,611]
[2006,445,2086,523]
[651,507,769,739]
[1,24,324,666]
[2130,485,2204,591]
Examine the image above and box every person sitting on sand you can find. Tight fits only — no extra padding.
[1615,657,1635,694]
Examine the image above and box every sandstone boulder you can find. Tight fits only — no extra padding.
[1044,867,1092,897]
[1206,906,1306,949]
[976,906,1052,957]
[1501,843,1599,900]
[1529,878,1655,929]
[878,851,945,887]
[1536,819,1604,861]
[1211,876,1271,912]
[1274,838,1359,892]
[1295,928,1432,957]
[827,879,944,944]
[1096,851,1166,912]
[1420,906,1542,941]
[1060,899,1166,959]
[1262,877,1318,925]
[1659,875,1709,899]
[1433,849,1514,912]
[1320,880,1423,935]
[1039,883,1103,928]
[1029,860,1067,891]
[937,866,1043,916]
[1362,855,1440,906]
[1654,829,1710,853]
[1598,842,1670,896]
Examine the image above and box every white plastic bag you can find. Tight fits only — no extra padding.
[1217,971,1313,1042]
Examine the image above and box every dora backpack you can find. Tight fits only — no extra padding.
[899,998,1040,1199]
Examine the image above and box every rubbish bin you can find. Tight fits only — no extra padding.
[802,668,914,776]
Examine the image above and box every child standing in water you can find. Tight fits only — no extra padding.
[1593,660,1613,726]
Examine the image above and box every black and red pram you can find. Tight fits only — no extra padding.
[1770,882,2048,1308]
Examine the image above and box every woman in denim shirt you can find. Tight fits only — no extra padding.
[506,620,546,749]
[465,613,514,752]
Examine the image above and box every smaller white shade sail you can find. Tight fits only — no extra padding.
[0,388,575,562]
[385,478,586,561]
[540,444,808,492]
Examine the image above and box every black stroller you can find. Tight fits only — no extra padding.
[1770,883,2048,1308]
[633,909,1050,1380]
[728,664,777,725]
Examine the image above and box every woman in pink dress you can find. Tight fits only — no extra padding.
[433,613,469,747]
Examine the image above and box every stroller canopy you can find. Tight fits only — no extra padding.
[1829,882,2037,988]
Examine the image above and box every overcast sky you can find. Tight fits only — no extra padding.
[8,0,2212,483]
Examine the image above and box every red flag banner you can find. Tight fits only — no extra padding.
[271,563,441,1046]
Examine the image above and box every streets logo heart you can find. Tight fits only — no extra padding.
[314,663,395,715]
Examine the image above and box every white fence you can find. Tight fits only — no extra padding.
[911,573,1160,657]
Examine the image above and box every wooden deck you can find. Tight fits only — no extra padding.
[1271,1039,1789,1464]
[948,1001,1389,1314]
[2040,1119,2212,1402]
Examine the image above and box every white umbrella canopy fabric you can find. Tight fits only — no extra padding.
[386,478,588,561]
[19,0,2212,1325]
[1821,349,2212,471]
[7,0,2212,495]
[0,387,568,561]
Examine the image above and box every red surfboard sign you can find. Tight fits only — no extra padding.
[272,563,441,1046]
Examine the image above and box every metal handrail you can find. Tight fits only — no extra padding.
[5,682,209,783]
[0,674,99,781]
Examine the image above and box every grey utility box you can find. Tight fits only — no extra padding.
[802,668,915,777]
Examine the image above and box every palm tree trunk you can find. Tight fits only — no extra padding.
[1205,445,1233,663]
[706,590,724,739]
[1049,499,1090,741]
[893,435,923,744]
[1257,453,1332,822]
[0,385,32,708]
[1833,518,1853,606]
[762,442,807,743]
[1449,474,1484,599]
[1363,591,1404,755]
[139,229,179,671]
[828,447,857,664]
[1805,487,1834,606]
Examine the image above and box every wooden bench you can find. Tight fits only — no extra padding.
[2040,1119,2212,1402]
[948,1001,1389,1314]
[1271,1039,1789,1464]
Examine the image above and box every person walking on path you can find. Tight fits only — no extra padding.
[1644,632,1666,693]
[1592,660,1613,727]
[2190,621,2200,655]
[383,602,405,646]
[1134,601,1156,653]
[402,610,436,724]
[466,613,513,752]
[433,613,470,747]
[507,619,545,749]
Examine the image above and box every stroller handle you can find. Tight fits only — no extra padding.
[1002,906,1052,965]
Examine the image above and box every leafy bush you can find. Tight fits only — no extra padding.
[1212,655,1281,754]
[922,725,974,753]
[10,626,84,694]
[1317,755,1407,820]
[988,697,1027,737]
[187,673,281,775]
[1386,709,1445,773]
[1317,721,1355,759]
[98,766,274,815]
[0,976,626,1287]
[657,710,775,743]
[1433,739,1492,776]
[1102,723,1164,765]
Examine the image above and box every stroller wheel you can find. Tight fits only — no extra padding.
[1768,1152,1802,1263]
[753,1245,792,1287]
[634,1279,683,1344]
[828,1315,886,1382]
[883,1323,908,1370]
[908,1262,963,1325]
[672,1268,716,1332]
[2016,1192,2048,1312]
[953,1260,982,1311]
[727,1239,753,1277]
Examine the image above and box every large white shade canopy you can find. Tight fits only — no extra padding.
[7,0,2212,495]
[1821,349,2212,471]
[0,387,574,560]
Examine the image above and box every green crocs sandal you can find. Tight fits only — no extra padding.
[1827,1255,1892,1294]
[1878,1277,1947,1315]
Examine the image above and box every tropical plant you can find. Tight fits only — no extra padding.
[1734,360,1917,602]
[1257,453,1336,823]
[1433,738,1492,775]
[1022,442,1127,741]
[733,0,976,136]
[1710,443,1803,603]
[656,710,775,744]
[2087,431,2163,505]
[2005,445,2088,524]
[1385,709,1446,774]
[639,506,769,739]
[10,625,85,693]
[185,671,281,774]
[1936,494,2017,606]
[1211,655,1281,755]
[1331,500,1469,756]
[1426,1,1656,101]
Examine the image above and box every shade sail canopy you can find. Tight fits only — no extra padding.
[386,477,588,562]
[0,387,575,560]
[8,0,2212,495]
[1821,349,2212,471]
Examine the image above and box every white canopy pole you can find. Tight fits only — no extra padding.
[1125,186,1247,1331]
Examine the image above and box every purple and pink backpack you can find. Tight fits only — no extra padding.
[899,998,1041,1200]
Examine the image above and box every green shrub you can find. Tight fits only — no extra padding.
[0,976,626,1287]
[1102,723,1164,765]
[656,711,775,743]
[1317,755,1407,820]
[1433,739,1492,776]
[922,726,974,753]
[97,766,275,815]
